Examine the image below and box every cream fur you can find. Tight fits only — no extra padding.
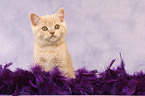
[30,8,75,78]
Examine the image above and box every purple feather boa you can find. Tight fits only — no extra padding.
[0,58,145,95]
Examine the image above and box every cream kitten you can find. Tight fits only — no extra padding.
[30,8,75,78]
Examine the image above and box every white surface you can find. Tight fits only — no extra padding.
[0,0,145,74]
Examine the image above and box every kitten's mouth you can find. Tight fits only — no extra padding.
[49,35,57,40]
[50,35,56,38]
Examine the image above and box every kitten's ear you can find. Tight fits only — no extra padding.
[55,8,65,22]
[30,13,41,26]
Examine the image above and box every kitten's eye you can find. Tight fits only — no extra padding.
[42,26,48,31]
[54,24,60,29]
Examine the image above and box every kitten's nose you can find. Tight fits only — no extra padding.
[50,32,55,35]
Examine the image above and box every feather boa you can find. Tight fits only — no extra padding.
[0,58,145,95]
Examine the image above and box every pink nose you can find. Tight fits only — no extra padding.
[50,32,55,35]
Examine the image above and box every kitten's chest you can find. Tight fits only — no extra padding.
[34,43,66,64]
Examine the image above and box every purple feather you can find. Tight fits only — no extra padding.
[0,58,145,95]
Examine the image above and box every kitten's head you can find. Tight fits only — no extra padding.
[30,8,67,46]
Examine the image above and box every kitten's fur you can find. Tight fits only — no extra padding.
[30,8,75,78]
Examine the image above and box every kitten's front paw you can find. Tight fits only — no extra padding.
[67,72,76,79]
[72,75,76,79]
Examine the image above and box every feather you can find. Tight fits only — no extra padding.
[0,58,145,95]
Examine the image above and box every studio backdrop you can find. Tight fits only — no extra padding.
[0,0,145,74]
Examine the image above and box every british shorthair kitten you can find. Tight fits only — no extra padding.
[30,8,75,78]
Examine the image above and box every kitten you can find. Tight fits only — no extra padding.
[30,8,75,78]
